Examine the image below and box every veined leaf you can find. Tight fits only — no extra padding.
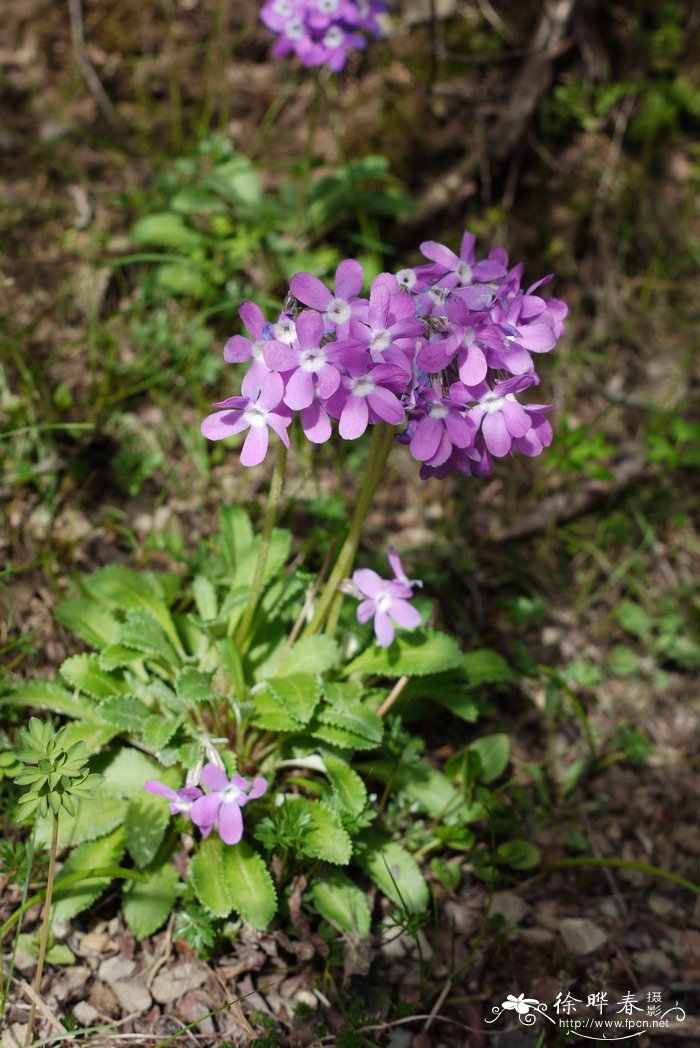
[35,795,127,849]
[142,714,182,751]
[219,506,254,584]
[463,649,513,685]
[125,793,171,868]
[99,645,146,671]
[267,673,320,724]
[52,828,126,923]
[96,747,172,799]
[223,843,277,929]
[324,680,364,707]
[192,575,218,620]
[311,724,379,752]
[275,637,338,677]
[98,695,150,733]
[323,755,367,817]
[58,721,118,757]
[88,565,183,654]
[318,703,383,745]
[60,654,128,699]
[359,836,428,914]
[468,733,510,783]
[190,835,235,917]
[176,668,213,706]
[311,871,371,935]
[301,800,352,865]
[251,690,300,732]
[123,857,179,938]
[345,630,462,678]
[364,761,465,819]
[118,611,178,665]
[1,681,104,722]
[54,598,120,648]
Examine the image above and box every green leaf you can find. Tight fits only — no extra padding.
[57,721,118,757]
[468,734,511,783]
[60,654,128,699]
[192,575,218,620]
[311,871,370,934]
[98,695,150,733]
[365,761,464,818]
[251,689,300,732]
[118,611,178,665]
[300,800,352,865]
[131,212,204,249]
[222,843,277,929]
[275,637,339,677]
[267,674,320,725]
[323,755,367,817]
[176,668,213,706]
[125,793,171,868]
[54,598,120,648]
[219,506,255,584]
[345,630,462,678]
[123,858,179,937]
[52,828,126,923]
[1,681,104,722]
[190,836,235,918]
[311,724,379,752]
[99,645,146,671]
[318,703,383,745]
[35,795,128,849]
[495,839,541,871]
[463,649,513,685]
[324,681,364,707]
[615,601,653,638]
[142,715,182,751]
[96,747,168,799]
[89,565,182,653]
[359,837,429,914]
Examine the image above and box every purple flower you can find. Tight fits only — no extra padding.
[388,546,422,590]
[408,388,476,467]
[467,376,536,458]
[190,763,268,846]
[263,309,344,409]
[351,558,422,647]
[223,301,274,397]
[346,275,424,366]
[290,259,367,335]
[201,372,292,466]
[145,780,203,817]
[325,362,406,439]
[418,232,508,286]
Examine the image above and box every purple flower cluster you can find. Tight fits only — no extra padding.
[146,763,268,846]
[202,231,567,479]
[259,0,386,71]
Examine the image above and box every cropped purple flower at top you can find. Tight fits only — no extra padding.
[259,0,386,72]
[190,763,268,846]
[201,229,566,482]
[350,551,422,647]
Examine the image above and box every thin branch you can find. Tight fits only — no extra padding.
[67,0,120,125]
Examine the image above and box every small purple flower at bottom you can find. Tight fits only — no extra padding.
[351,563,422,647]
[190,763,268,846]
[145,780,203,817]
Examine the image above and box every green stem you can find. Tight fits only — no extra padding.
[0,823,36,1018]
[25,813,58,1048]
[304,423,395,637]
[234,443,288,650]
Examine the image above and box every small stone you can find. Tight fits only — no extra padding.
[111,978,152,1015]
[98,955,135,983]
[89,981,120,1017]
[151,962,208,1004]
[648,894,675,918]
[634,949,674,977]
[73,1001,99,1026]
[491,891,529,925]
[178,989,215,1035]
[560,917,607,956]
[79,932,113,955]
[518,928,555,945]
[1,1023,27,1048]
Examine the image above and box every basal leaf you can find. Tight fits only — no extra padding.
[142,714,182,751]
[463,649,513,685]
[176,668,213,706]
[60,654,128,700]
[98,695,150,733]
[54,598,120,648]
[96,747,170,799]
[1,681,104,722]
[318,703,383,745]
[323,755,367,817]
[324,680,364,708]
[311,724,378,752]
[52,828,126,923]
[219,506,255,584]
[131,212,204,249]
[58,721,118,757]
[223,843,277,929]
[345,630,462,679]
[192,575,218,620]
[118,611,178,665]
[359,836,428,914]
[301,800,352,865]
[365,761,465,819]
[275,637,339,677]
[251,690,300,732]
[125,793,171,868]
[190,836,235,917]
[35,795,127,849]
[98,645,146,671]
[123,857,179,937]
[468,733,510,783]
[88,565,183,654]
[267,673,320,725]
[311,870,371,935]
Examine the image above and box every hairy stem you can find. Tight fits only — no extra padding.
[25,813,59,1047]
[235,443,288,650]
[305,423,395,637]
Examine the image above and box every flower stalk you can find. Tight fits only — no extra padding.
[24,812,58,1048]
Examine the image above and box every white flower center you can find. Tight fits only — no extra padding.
[300,347,326,373]
[274,316,296,344]
[429,285,450,304]
[456,260,473,283]
[481,392,505,414]
[376,591,392,612]
[273,0,293,14]
[396,268,416,290]
[350,375,375,397]
[316,0,338,11]
[428,402,448,419]
[244,404,269,427]
[461,327,475,348]
[251,339,265,362]
[357,0,369,14]
[174,798,193,814]
[221,784,243,804]
[286,17,304,38]
[370,328,391,352]
[323,26,344,48]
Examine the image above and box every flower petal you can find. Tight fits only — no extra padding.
[218,800,244,845]
[201,764,229,791]
[240,425,270,467]
[374,609,395,647]
[290,272,332,311]
[334,258,363,300]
